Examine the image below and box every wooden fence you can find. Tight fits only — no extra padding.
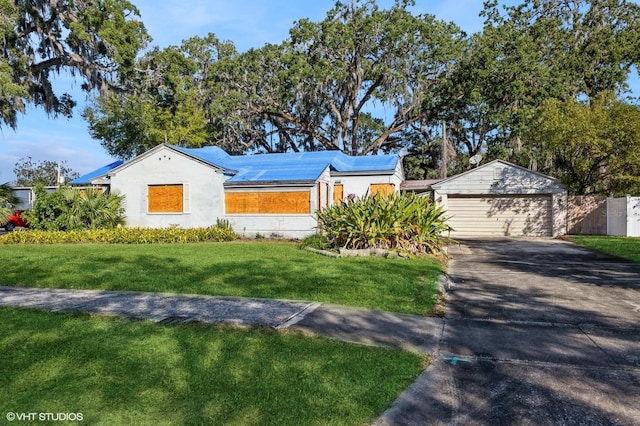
[567,195,607,235]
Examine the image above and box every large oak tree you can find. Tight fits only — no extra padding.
[0,0,150,129]
[216,0,465,155]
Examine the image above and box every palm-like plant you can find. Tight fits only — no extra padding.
[0,183,19,226]
[25,185,125,231]
[61,187,126,230]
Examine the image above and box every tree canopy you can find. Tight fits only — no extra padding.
[523,94,640,195]
[5,0,640,195]
[0,0,150,129]
[13,157,79,186]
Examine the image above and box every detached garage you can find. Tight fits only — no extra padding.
[432,160,567,237]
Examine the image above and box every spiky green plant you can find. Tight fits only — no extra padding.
[0,183,20,225]
[317,193,452,255]
[61,186,126,230]
[24,185,125,231]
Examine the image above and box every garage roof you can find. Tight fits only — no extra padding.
[431,159,565,195]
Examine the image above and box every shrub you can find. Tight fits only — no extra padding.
[316,193,451,255]
[0,226,238,244]
[24,185,125,231]
[0,183,19,225]
[299,233,330,250]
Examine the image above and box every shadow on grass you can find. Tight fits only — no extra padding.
[0,243,443,315]
[0,308,423,425]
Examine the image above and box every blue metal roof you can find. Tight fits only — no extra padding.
[173,145,399,184]
[172,145,237,171]
[74,145,400,186]
[70,160,124,185]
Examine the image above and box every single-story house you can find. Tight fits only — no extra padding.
[430,160,567,237]
[71,144,404,238]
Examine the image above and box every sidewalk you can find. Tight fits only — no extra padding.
[0,286,444,354]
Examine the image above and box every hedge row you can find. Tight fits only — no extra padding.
[0,226,238,244]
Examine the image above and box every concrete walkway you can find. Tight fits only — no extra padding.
[375,238,640,425]
[0,286,444,355]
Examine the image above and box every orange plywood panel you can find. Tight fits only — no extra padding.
[225,192,259,214]
[226,191,310,214]
[370,183,395,196]
[148,185,183,213]
[333,184,344,204]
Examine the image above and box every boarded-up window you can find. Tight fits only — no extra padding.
[226,191,310,214]
[370,183,395,197]
[148,184,183,213]
[333,184,344,204]
[318,182,328,210]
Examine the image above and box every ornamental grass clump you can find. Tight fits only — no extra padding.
[316,192,451,255]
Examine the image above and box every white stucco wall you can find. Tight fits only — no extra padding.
[109,146,227,228]
[226,214,318,239]
[330,162,404,203]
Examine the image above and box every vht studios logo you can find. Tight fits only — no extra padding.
[6,412,84,422]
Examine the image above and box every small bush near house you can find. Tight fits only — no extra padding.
[0,226,238,244]
[24,185,125,231]
[317,193,451,255]
[0,183,20,224]
[299,233,330,250]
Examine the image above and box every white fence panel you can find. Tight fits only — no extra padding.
[628,197,640,237]
[607,196,640,237]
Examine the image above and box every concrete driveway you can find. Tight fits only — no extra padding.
[377,238,640,425]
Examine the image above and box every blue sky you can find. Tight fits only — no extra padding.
[0,0,638,183]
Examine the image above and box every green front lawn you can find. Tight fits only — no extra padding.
[0,308,424,425]
[0,241,443,315]
[571,235,640,263]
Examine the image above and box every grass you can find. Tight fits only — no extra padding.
[571,235,640,263]
[0,241,443,315]
[0,307,424,425]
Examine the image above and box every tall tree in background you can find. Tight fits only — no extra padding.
[84,34,236,158]
[78,0,640,194]
[523,93,640,195]
[0,0,150,129]
[85,0,465,158]
[219,0,465,155]
[13,157,79,186]
[437,0,640,175]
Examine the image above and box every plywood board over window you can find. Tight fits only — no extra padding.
[226,191,310,214]
[148,184,183,213]
[333,184,344,204]
[370,183,395,196]
[318,182,328,210]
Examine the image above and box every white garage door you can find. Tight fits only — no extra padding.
[446,195,553,237]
